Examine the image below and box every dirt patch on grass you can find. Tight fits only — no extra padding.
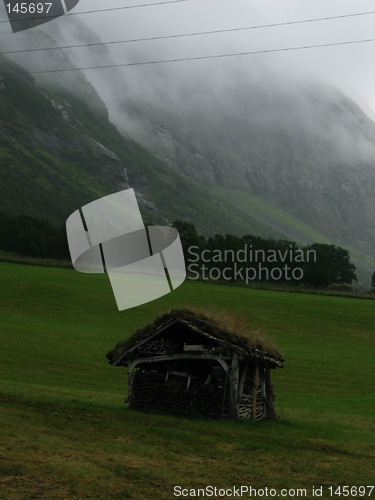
[216,443,237,452]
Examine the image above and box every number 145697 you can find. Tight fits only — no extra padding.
[6,3,53,14]
[328,486,374,497]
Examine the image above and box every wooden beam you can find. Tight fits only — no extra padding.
[127,352,230,375]
[264,367,275,418]
[251,362,259,420]
[238,362,249,401]
[230,351,240,419]
[126,361,133,405]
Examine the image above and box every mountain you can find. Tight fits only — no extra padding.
[116,80,375,258]
[111,64,375,284]
[1,17,375,284]
[0,53,285,237]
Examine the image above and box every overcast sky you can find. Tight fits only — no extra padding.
[64,0,375,119]
[1,0,375,119]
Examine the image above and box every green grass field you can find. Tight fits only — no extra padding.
[0,262,374,499]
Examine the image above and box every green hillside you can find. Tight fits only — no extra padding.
[1,262,374,499]
[211,186,333,244]
[211,186,375,284]
[0,55,286,236]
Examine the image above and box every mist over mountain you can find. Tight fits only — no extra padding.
[42,17,375,261]
[1,13,375,282]
[116,76,375,259]
[1,25,284,239]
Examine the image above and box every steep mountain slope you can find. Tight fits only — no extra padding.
[1,17,374,282]
[0,53,289,237]
[116,81,375,260]
[0,55,119,223]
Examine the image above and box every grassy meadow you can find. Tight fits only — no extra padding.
[0,262,374,499]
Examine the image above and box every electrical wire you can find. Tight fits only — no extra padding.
[1,9,375,55]
[0,0,189,26]
[3,36,375,76]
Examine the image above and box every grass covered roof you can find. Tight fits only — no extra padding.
[107,307,284,366]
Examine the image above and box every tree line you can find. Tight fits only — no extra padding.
[0,213,358,287]
[0,213,70,260]
[173,220,357,288]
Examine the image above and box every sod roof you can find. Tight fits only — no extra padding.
[107,307,284,367]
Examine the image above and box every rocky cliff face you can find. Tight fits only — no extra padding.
[0,49,273,238]
[0,59,126,188]
[115,80,375,258]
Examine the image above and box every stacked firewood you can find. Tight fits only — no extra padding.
[135,340,178,356]
[130,370,228,419]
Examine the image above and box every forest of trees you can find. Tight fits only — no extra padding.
[173,220,357,288]
[0,213,69,260]
[0,213,358,287]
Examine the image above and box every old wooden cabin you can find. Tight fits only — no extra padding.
[106,309,284,419]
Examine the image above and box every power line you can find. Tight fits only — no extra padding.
[4,37,375,76]
[2,9,375,56]
[0,0,189,26]
[63,0,189,15]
